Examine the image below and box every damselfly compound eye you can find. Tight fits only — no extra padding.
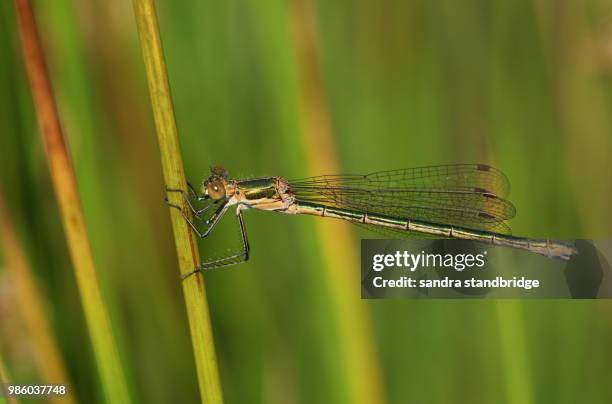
[207,180,226,200]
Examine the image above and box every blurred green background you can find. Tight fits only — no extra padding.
[1,0,612,403]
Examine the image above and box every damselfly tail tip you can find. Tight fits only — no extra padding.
[557,243,579,261]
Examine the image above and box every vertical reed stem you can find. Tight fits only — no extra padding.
[132,1,224,403]
[14,0,131,402]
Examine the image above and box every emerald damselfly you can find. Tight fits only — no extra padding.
[166,164,577,279]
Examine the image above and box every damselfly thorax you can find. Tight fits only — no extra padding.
[166,164,577,280]
[228,177,296,212]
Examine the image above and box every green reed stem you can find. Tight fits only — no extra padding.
[13,0,131,402]
[132,1,224,403]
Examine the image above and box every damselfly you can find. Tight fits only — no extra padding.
[166,164,577,279]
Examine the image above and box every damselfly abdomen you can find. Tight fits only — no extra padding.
[166,164,577,279]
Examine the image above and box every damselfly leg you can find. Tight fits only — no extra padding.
[180,209,250,280]
[166,186,225,235]
[166,183,215,218]
[165,187,251,279]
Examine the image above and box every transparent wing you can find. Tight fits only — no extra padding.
[289,164,515,235]
[290,164,510,197]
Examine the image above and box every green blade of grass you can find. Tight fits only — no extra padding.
[13,0,131,402]
[131,1,224,403]
[289,1,386,403]
[496,301,533,404]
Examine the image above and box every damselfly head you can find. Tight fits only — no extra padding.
[202,166,229,200]
[210,165,228,179]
